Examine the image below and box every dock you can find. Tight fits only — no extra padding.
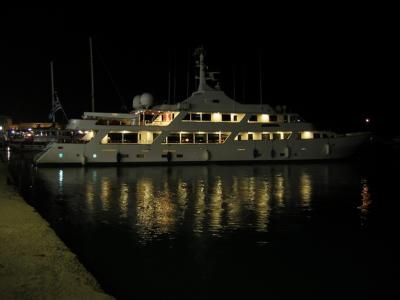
[0,161,114,299]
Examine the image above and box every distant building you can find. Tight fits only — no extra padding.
[9,122,62,131]
[0,115,12,132]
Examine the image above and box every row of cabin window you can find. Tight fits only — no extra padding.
[235,132,334,141]
[236,132,292,141]
[183,113,300,123]
[102,131,333,144]
[104,132,160,144]
[183,113,238,122]
[248,115,300,123]
[163,133,230,144]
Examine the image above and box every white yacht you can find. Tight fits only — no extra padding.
[34,48,370,165]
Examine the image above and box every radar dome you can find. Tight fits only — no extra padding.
[140,93,154,108]
[132,95,142,109]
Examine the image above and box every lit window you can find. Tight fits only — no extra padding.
[260,114,269,122]
[301,132,313,139]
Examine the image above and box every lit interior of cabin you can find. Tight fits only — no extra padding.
[182,112,245,122]
[235,132,292,141]
[137,111,179,126]
[162,132,230,144]
[101,131,161,144]
[247,114,302,123]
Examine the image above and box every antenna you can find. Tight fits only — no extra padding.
[89,37,95,112]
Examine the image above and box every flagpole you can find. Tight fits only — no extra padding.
[89,37,95,112]
[50,61,55,123]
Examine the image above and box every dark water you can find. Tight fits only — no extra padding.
[6,149,400,300]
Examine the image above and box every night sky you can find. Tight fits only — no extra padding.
[1,6,396,134]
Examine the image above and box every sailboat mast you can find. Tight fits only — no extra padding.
[168,49,171,104]
[50,61,55,123]
[259,49,263,109]
[89,37,95,112]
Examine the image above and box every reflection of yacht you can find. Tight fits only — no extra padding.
[34,163,361,239]
[35,48,370,165]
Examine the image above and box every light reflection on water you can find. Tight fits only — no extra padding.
[358,178,372,226]
[35,163,365,243]
[7,150,399,300]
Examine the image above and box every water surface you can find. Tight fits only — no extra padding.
[8,156,399,300]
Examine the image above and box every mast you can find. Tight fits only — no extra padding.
[168,49,171,104]
[186,47,190,97]
[198,47,206,91]
[195,46,213,92]
[50,61,55,123]
[232,64,236,99]
[259,49,263,109]
[173,48,176,102]
[89,37,95,112]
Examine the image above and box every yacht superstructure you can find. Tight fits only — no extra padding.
[35,48,370,165]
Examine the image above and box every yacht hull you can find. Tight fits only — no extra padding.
[34,132,370,165]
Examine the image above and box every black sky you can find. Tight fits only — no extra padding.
[0,6,396,133]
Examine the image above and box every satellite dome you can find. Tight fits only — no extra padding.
[132,95,142,109]
[140,93,154,108]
